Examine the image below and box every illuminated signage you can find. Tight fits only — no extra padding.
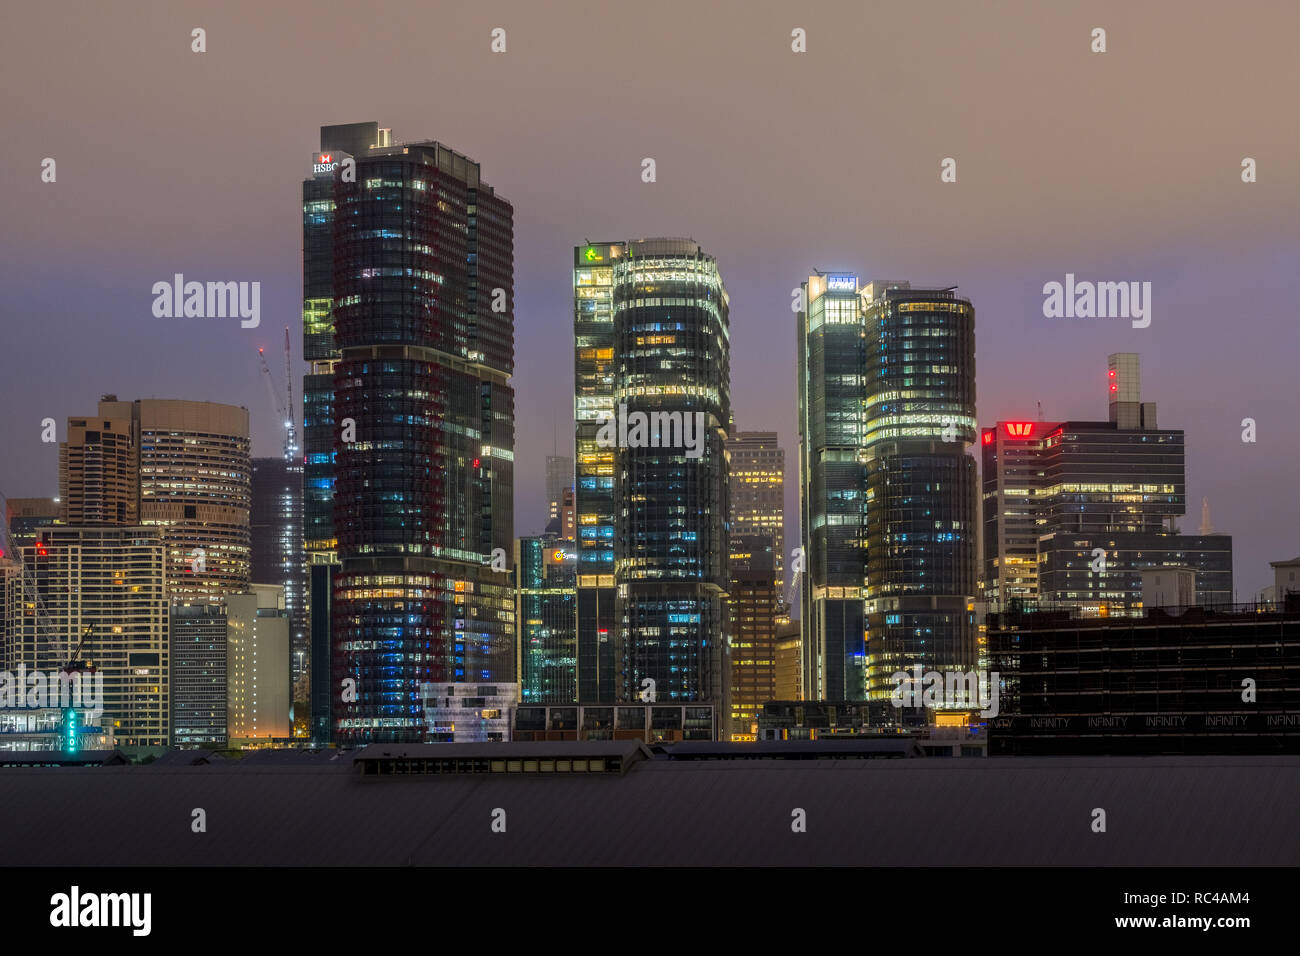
[982,431,994,445]
[312,151,349,176]
[1004,422,1034,437]
[585,248,601,261]
[826,275,857,291]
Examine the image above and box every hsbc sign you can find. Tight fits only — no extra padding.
[313,153,338,175]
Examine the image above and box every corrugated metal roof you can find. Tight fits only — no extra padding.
[1,755,1297,865]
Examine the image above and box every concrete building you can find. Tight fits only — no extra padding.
[227,585,290,741]
[3,526,168,748]
[170,603,227,747]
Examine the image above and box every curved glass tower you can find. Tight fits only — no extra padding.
[610,239,730,705]
[862,285,978,698]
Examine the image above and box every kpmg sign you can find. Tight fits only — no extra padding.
[826,275,857,291]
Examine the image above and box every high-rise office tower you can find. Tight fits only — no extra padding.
[862,283,978,699]
[797,274,892,700]
[545,454,573,529]
[610,238,730,705]
[79,397,251,604]
[250,457,306,683]
[727,431,785,591]
[303,124,392,742]
[798,277,978,701]
[981,353,1231,614]
[573,242,622,701]
[60,410,139,526]
[4,526,168,747]
[328,130,515,744]
[170,603,228,747]
[227,584,291,741]
[516,536,577,703]
[728,534,779,740]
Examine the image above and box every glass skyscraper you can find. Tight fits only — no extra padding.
[321,127,516,744]
[610,239,730,705]
[798,277,978,701]
[862,284,979,699]
[573,242,622,702]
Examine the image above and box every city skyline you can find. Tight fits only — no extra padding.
[2,3,1296,599]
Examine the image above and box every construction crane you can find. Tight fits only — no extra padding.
[257,327,298,461]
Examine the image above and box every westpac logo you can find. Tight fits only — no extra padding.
[595,403,706,459]
[151,274,260,328]
[50,886,151,936]
[1042,273,1151,328]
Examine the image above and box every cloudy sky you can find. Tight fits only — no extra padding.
[2,0,1296,593]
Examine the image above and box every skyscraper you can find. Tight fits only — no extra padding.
[328,130,516,744]
[727,430,785,591]
[170,603,227,747]
[797,276,978,702]
[82,397,252,604]
[516,536,577,703]
[728,534,779,740]
[573,241,622,702]
[250,457,306,683]
[610,238,730,705]
[302,123,391,743]
[545,454,573,530]
[981,353,1231,614]
[796,274,888,701]
[5,526,169,747]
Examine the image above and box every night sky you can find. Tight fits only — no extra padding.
[2,1,1296,595]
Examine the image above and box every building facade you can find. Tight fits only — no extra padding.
[251,457,307,684]
[170,603,228,747]
[517,536,577,703]
[989,597,1300,755]
[727,431,785,590]
[980,353,1231,616]
[4,527,169,747]
[573,242,623,702]
[610,239,730,706]
[728,535,780,739]
[862,284,979,699]
[227,584,290,741]
[328,131,515,744]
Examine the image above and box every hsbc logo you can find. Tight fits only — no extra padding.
[311,151,356,180]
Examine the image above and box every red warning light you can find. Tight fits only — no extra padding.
[1108,369,1115,378]
[1005,422,1034,437]
[472,457,481,468]
[35,543,48,557]
[1110,384,1118,393]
